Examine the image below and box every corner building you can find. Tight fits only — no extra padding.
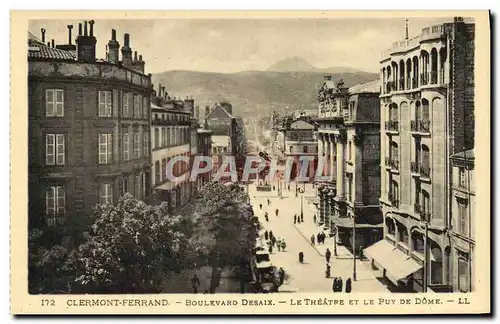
[315,76,383,252]
[28,22,152,240]
[364,17,475,292]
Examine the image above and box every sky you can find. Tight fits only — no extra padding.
[28,17,459,74]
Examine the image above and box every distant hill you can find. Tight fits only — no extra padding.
[267,56,366,74]
[267,56,317,72]
[152,69,378,119]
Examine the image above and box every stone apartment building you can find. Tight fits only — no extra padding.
[364,17,475,292]
[449,149,475,292]
[315,77,383,253]
[28,22,152,243]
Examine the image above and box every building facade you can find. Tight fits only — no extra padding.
[364,17,475,292]
[196,129,213,187]
[316,77,383,252]
[279,119,318,180]
[449,149,475,292]
[28,23,152,242]
[150,86,198,212]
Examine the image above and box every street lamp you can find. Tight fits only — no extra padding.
[352,213,357,281]
[300,193,304,220]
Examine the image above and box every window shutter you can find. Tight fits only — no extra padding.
[46,134,55,165]
[56,134,65,165]
[113,90,119,118]
[46,90,54,116]
[107,134,113,163]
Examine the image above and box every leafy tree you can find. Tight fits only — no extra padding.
[187,182,256,293]
[71,193,189,293]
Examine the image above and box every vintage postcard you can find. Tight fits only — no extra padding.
[10,10,490,315]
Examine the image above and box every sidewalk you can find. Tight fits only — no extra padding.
[293,197,390,292]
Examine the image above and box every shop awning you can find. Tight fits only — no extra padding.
[364,239,423,285]
[331,217,383,229]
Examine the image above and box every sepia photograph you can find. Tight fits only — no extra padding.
[10,10,490,315]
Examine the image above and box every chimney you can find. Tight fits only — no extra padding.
[67,25,73,44]
[107,28,120,64]
[157,83,162,98]
[121,33,133,67]
[40,28,46,43]
[76,20,97,63]
[51,39,55,48]
[47,42,50,47]
[134,51,138,62]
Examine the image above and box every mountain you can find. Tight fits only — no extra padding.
[267,56,317,72]
[266,56,367,74]
[152,70,378,121]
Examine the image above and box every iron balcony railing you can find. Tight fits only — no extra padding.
[420,165,431,178]
[420,73,429,86]
[414,202,422,214]
[410,120,431,133]
[385,120,399,132]
[411,161,420,174]
[430,71,438,85]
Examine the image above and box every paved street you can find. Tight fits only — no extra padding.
[249,181,389,293]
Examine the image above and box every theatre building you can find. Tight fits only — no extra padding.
[28,22,152,243]
[364,18,474,292]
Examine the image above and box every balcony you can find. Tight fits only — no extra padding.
[430,71,438,85]
[414,202,422,215]
[410,161,420,175]
[420,165,431,179]
[389,159,399,172]
[385,81,396,93]
[385,120,399,133]
[388,192,400,208]
[420,73,429,86]
[411,120,431,134]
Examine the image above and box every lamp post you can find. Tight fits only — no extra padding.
[300,193,304,220]
[423,220,429,293]
[352,213,357,281]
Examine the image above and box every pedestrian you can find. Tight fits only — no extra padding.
[277,241,281,252]
[264,230,269,240]
[281,241,286,252]
[288,184,290,191]
[273,185,276,191]
[294,215,297,224]
[313,214,317,223]
[275,209,279,217]
[338,277,343,292]
[191,274,200,294]
[322,231,326,244]
[300,214,304,223]
[267,199,271,206]
[310,235,315,245]
[332,278,338,292]
[265,215,269,222]
[278,267,285,286]
[316,233,321,244]
[259,203,262,210]
[268,245,273,254]
[269,230,274,239]
[298,252,304,263]
[345,277,352,293]
[295,191,298,197]
[325,248,331,263]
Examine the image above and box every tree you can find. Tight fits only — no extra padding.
[71,193,189,293]
[187,182,256,293]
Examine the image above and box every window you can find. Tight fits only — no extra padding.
[122,132,129,161]
[99,183,113,205]
[289,146,293,153]
[154,128,159,149]
[348,141,352,161]
[457,199,468,236]
[143,131,149,157]
[135,174,141,199]
[98,134,113,164]
[134,95,141,118]
[304,146,308,153]
[422,190,430,220]
[98,91,113,117]
[134,131,140,158]
[161,159,167,182]
[45,134,65,165]
[161,128,166,148]
[122,92,129,117]
[348,176,353,202]
[155,161,161,184]
[459,167,466,188]
[120,178,128,196]
[421,145,430,177]
[458,256,470,292]
[45,186,65,226]
[46,89,64,117]
[142,97,148,119]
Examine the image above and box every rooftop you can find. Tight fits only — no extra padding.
[28,38,76,61]
[348,79,381,94]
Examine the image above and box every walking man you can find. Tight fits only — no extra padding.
[275,209,279,217]
[259,203,262,210]
[294,215,297,224]
[345,277,352,293]
[264,230,269,240]
[191,274,200,294]
[310,235,315,245]
[325,248,332,264]
[267,199,271,206]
